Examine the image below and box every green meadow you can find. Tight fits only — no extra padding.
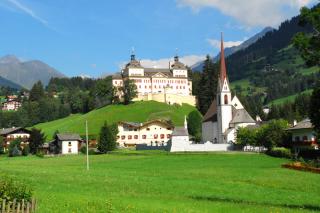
[1,151,319,212]
[34,101,198,140]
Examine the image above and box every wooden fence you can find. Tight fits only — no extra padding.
[1,198,36,213]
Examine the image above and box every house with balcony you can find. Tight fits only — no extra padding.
[287,119,318,150]
[0,127,31,148]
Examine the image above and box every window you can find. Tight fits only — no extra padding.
[68,142,72,146]
[134,135,138,139]
[68,148,72,153]
[117,136,120,139]
[167,127,171,130]
[295,136,300,142]
[121,135,125,140]
[142,135,146,139]
[146,128,150,131]
[128,135,132,140]
[154,134,158,139]
[167,134,171,139]
[160,134,164,139]
[224,94,228,105]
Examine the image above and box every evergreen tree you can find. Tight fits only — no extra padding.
[29,81,45,102]
[0,136,4,154]
[97,122,117,153]
[29,128,46,154]
[187,111,203,142]
[309,83,320,135]
[121,79,137,105]
[197,55,218,114]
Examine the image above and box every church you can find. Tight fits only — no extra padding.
[202,34,256,144]
[112,53,196,106]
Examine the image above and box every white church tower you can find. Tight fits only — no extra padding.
[217,33,233,143]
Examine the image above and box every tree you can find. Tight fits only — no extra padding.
[236,127,257,146]
[29,81,45,102]
[0,136,4,154]
[97,122,117,153]
[121,79,137,105]
[187,111,202,142]
[8,138,22,157]
[309,83,320,135]
[29,128,46,154]
[293,4,320,67]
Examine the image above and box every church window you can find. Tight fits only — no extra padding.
[224,95,228,104]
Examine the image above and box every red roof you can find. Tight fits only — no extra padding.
[220,32,227,83]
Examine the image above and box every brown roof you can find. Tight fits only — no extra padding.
[203,99,217,122]
[172,127,189,136]
[230,108,256,124]
[0,127,31,135]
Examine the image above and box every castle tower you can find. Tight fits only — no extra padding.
[217,33,232,143]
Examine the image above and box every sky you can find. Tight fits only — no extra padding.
[0,0,317,77]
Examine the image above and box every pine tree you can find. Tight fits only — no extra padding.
[29,81,45,102]
[309,83,320,135]
[97,122,117,153]
[29,128,46,154]
[121,79,137,105]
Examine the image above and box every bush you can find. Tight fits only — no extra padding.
[36,151,44,158]
[80,145,87,154]
[8,139,22,157]
[0,176,33,202]
[266,147,292,159]
[22,146,30,156]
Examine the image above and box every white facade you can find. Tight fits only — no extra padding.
[2,100,22,111]
[117,120,173,147]
[113,54,196,106]
[61,140,79,154]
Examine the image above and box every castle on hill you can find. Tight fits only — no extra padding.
[112,53,196,106]
[202,34,256,144]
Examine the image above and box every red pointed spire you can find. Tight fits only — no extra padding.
[220,32,227,83]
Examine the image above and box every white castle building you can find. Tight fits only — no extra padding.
[202,34,256,144]
[112,53,196,106]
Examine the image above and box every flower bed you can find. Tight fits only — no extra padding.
[282,162,320,174]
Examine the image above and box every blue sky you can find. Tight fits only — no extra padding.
[0,0,316,77]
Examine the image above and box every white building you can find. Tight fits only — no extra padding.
[112,53,196,106]
[55,133,82,154]
[2,100,22,111]
[117,120,174,147]
[202,34,256,144]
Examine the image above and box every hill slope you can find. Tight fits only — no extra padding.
[0,76,23,89]
[34,101,199,140]
[0,55,65,89]
[191,27,273,71]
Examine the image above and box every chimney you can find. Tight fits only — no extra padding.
[293,120,297,126]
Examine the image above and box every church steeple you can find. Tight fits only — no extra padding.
[220,32,227,83]
[131,47,136,61]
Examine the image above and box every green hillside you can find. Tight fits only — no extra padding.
[34,101,199,140]
[268,89,313,106]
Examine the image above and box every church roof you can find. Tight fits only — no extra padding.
[171,55,187,69]
[219,33,227,84]
[230,108,256,124]
[125,54,144,69]
[202,99,217,122]
[172,127,189,136]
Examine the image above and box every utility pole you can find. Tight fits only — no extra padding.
[86,120,89,171]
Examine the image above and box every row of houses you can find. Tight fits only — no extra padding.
[0,118,318,155]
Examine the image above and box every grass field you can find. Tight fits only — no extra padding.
[1,151,319,212]
[34,101,198,140]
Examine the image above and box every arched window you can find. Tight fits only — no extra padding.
[224,95,228,104]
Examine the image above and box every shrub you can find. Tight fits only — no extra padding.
[80,145,87,154]
[22,146,30,156]
[8,138,22,157]
[266,147,292,159]
[0,176,33,202]
[36,151,44,158]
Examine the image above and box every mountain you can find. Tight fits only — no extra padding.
[0,76,23,90]
[0,55,65,89]
[191,27,274,71]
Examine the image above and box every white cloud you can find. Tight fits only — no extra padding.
[207,38,244,49]
[177,0,316,27]
[141,55,205,68]
[118,55,205,69]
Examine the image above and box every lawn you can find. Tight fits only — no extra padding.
[268,89,313,106]
[34,101,198,141]
[1,151,319,212]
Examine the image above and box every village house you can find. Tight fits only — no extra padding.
[287,119,318,150]
[202,34,256,144]
[51,133,83,154]
[112,52,196,106]
[117,119,174,147]
[0,127,31,148]
[2,100,22,111]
